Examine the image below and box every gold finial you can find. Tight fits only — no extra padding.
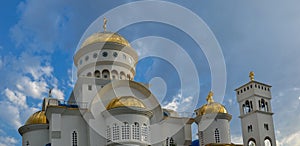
[249,71,255,81]
[103,17,107,32]
[206,91,214,103]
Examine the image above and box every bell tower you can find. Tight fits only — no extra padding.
[235,72,276,146]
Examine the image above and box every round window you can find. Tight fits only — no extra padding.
[85,56,89,61]
[113,52,118,57]
[102,52,108,57]
[93,53,98,58]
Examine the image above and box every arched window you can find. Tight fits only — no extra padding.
[111,70,118,80]
[242,104,246,114]
[106,126,111,142]
[141,123,148,142]
[214,128,220,143]
[244,100,251,113]
[261,99,266,111]
[121,122,130,140]
[120,72,126,80]
[102,70,110,79]
[264,137,272,146]
[112,124,119,141]
[94,70,100,78]
[248,139,256,146]
[166,137,176,146]
[265,102,269,112]
[72,131,78,146]
[132,122,140,140]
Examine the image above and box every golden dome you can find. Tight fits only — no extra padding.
[25,111,48,125]
[106,96,146,110]
[195,91,228,116]
[81,32,130,48]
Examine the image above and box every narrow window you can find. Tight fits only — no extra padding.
[141,123,148,142]
[72,131,78,146]
[248,125,253,132]
[132,122,140,140]
[112,124,119,141]
[264,124,269,131]
[122,122,130,140]
[199,131,204,146]
[214,128,220,143]
[106,126,111,142]
[88,85,92,91]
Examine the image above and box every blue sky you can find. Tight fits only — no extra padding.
[1,0,300,146]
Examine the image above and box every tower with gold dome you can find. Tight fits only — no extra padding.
[194,91,234,146]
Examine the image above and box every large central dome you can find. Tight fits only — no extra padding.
[81,32,130,48]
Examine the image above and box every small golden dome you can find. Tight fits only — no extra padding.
[25,111,48,125]
[195,91,227,116]
[106,96,146,110]
[81,32,130,48]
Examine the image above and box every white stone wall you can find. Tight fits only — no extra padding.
[22,128,49,146]
[49,114,88,146]
[198,117,231,146]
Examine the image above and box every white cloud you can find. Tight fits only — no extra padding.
[162,92,196,115]
[16,76,48,99]
[51,88,65,100]
[4,88,27,109]
[0,136,18,146]
[0,102,22,129]
[277,131,300,146]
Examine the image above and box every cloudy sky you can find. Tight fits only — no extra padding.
[1,0,300,146]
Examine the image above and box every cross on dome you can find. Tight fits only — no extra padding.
[206,91,214,103]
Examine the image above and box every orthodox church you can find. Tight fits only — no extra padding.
[18,20,277,146]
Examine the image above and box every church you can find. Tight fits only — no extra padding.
[18,19,277,146]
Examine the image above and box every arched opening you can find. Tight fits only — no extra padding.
[94,70,100,78]
[265,102,269,112]
[261,99,266,111]
[102,70,110,79]
[111,70,118,80]
[214,128,220,143]
[120,72,126,80]
[72,131,78,146]
[248,138,256,146]
[264,137,272,146]
[244,100,251,113]
[121,122,130,140]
